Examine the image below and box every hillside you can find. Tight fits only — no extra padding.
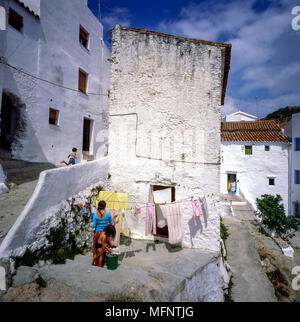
[264,106,300,128]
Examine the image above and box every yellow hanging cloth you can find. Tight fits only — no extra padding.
[227,182,232,191]
[96,191,129,210]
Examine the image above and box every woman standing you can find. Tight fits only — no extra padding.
[91,201,118,257]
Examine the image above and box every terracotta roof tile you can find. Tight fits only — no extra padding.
[221,120,290,143]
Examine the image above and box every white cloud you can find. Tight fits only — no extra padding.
[157,0,300,116]
[101,7,131,30]
[221,96,239,116]
[222,92,300,119]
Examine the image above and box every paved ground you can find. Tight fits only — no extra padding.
[222,204,278,302]
[0,180,38,245]
[3,238,219,302]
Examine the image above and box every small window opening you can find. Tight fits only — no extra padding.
[9,8,23,32]
[265,146,270,151]
[245,145,252,155]
[49,108,59,126]
[78,69,88,94]
[268,178,275,186]
[79,25,89,49]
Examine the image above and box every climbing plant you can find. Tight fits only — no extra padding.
[256,194,300,239]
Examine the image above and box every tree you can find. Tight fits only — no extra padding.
[256,194,300,239]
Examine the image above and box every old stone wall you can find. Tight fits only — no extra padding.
[109,25,228,252]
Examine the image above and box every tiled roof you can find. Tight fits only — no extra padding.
[221,120,290,143]
[108,25,231,106]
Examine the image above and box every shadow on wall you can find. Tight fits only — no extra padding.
[188,216,208,248]
[0,66,50,163]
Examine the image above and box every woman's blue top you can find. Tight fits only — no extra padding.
[92,211,113,232]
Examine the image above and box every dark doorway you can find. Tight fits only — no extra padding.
[83,118,91,153]
[227,173,237,194]
[0,93,18,150]
[152,185,176,238]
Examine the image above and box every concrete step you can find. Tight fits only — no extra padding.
[220,193,244,203]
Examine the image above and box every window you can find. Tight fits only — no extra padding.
[268,178,275,186]
[78,69,88,94]
[294,202,300,218]
[79,26,89,49]
[49,108,59,125]
[245,145,252,155]
[295,170,300,184]
[295,138,300,151]
[265,146,270,151]
[8,8,23,32]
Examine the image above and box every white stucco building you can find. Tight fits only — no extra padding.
[108,25,232,252]
[284,113,300,218]
[221,120,290,214]
[0,0,110,165]
[222,110,258,122]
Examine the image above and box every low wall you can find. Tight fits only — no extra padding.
[0,158,110,259]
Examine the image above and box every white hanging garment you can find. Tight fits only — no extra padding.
[152,188,172,228]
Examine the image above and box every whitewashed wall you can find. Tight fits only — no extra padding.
[0,157,109,259]
[0,0,110,164]
[0,0,6,113]
[290,113,300,213]
[221,141,290,214]
[109,25,228,252]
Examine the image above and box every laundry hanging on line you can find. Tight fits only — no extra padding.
[191,198,206,226]
[159,203,183,245]
[96,190,129,210]
[145,203,156,236]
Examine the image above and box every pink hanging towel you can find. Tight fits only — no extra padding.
[191,198,205,226]
[145,203,157,236]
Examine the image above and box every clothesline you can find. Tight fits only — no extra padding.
[88,196,207,210]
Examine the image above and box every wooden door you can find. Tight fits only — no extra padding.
[83,118,91,152]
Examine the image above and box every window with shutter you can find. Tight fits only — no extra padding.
[79,26,89,49]
[245,145,252,155]
[268,178,275,186]
[9,8,23,32]
[78,69,87,94]
[295,138,300,151]
[295,202,300,218]
[295,170,300,184]
[49,108,59,125]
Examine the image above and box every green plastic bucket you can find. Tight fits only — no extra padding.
[107,254,118,270]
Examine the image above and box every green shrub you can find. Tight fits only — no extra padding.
[256,194,300,238]
[35,275,47,288]
[220,217,229,240]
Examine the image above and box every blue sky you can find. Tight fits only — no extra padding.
[88,0,300,118]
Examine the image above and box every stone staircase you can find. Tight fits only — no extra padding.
[0,149,56,185]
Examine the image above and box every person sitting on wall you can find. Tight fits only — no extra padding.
[91,200,119,259]
[61,147,78,166]
[92,224,116,267]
